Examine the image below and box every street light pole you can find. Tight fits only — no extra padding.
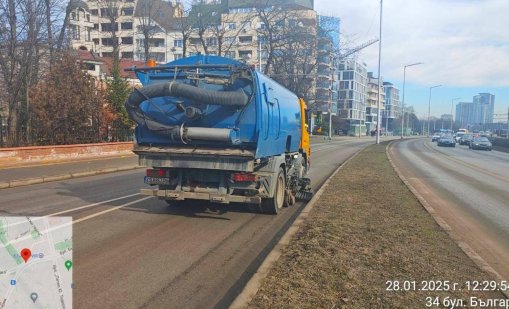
[450,97,460,131]
[427,84,442,137]
[375,0,383,144]
[400,62,422,139]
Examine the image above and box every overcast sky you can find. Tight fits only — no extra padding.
[315,0,509,120]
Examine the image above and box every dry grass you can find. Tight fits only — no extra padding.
[249,143,505,308]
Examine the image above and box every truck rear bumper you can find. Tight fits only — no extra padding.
[140,188,261,204]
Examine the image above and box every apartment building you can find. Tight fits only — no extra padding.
[69,0,183,63]
[382,81,400,133]
[365,72,385,134]
[337,58,368,135]
[472,93,495,125]
[455,102,473,128]
[314,15,339,116]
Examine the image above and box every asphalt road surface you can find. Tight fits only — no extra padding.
[0,137,375,309]
[390,138,509,281]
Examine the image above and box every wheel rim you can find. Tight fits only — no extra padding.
[276,174,284,209]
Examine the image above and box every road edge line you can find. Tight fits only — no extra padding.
[229,148,364,309]
[1,165,142,190]
[386,140,509,299]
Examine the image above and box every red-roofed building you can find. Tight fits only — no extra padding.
[74,50,144,86]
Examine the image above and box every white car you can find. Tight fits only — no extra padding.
[455,132,465,143]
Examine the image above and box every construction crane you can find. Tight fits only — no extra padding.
[338,38,379,59]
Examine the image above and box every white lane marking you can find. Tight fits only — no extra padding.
[73,196,152,224]
[48,193,140,216]
[3,197,153,243]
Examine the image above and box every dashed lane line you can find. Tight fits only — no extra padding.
[47,193,140,217]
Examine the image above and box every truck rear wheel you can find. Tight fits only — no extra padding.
[261,168,285,214]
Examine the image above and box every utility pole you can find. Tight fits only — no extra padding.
[427,85,442,137]
[400,62,422,139]
[375,0,383,144]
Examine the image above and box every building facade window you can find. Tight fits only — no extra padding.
[189,37,200,45]
[122,8,133,15]
[173,39,183,47]
[121,22,133,30]
[121,37,133,45]
[101,38,114,46]
[238,36,252,44]
[206,37,217,46]
[238,50,252,59]
[101,23,118,32]
[121,52,133,59]
[150,38,165,47]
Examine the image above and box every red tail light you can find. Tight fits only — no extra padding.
[146,169,168,177]
[232,172,258,182]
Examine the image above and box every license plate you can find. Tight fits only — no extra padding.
[144,176,170,185]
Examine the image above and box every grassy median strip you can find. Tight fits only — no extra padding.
[248,143,505,308]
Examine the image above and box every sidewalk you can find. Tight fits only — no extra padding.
[0,154,139,189]
[244,142,505,308]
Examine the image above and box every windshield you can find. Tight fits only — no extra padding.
[476,137,490,142]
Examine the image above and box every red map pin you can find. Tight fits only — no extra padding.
[20,248,31,263]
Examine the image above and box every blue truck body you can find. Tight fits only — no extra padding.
[132,55,301,159]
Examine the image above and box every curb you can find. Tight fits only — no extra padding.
[0,165,142,189]
[229,148,364,309]
[386,140,509,299]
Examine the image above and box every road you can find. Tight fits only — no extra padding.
[0,137,375,309]
[389,138,509,281]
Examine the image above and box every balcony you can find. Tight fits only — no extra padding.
[316,81,331,90]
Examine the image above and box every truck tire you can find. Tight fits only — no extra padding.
[261,168,286,214]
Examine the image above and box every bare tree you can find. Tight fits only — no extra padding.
[186,0,253,57]
[135,0,164,61]
[174,4,192,57]
[187,0,217,55]
[254,5,318,100]
[209,13,253,57]
[0,0,47,146]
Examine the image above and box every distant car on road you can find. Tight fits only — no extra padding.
[437,136,456,147]
[455,132,466,143]
[469,137,492,151]
[458,134,473,146]
[431,134,441,142]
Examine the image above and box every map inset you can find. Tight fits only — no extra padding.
[0,216,72,309]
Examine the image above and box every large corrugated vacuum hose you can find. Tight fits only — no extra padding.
[125,81,248,142]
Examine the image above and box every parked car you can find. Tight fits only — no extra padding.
[431,134,441,142]
[458,134,473,145]
[437,136,456,147]
[469,137,492,151]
